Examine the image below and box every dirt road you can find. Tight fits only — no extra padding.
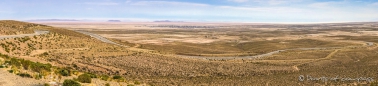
[74,30,129,47]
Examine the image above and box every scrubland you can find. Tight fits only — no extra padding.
[0,21,377,85]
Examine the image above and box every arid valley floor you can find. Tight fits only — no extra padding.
[1,20,378,86]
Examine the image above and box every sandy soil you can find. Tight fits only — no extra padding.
[0,69,45,86]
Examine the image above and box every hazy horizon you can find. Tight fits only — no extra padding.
[1,0,378,23]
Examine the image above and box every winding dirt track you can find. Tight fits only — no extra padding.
[74,30,129,47]
[292,49,340,71]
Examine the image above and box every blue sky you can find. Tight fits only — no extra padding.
[1,0,378,22]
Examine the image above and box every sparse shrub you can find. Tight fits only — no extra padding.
[34,73,42,80]
[42,52,49,56]
[101,75,110,81]
[58,69,70,76]
[72,64,78,68]
[105,83,110,86]
[134,81,141,85]
[17,73,33,78]
[20,59,32,70]
[10,58,21,68]
[86,73,97,78]
[4,60,10,64]
[63,79,81,86]
[44,83,50,86]
[8,70,13,73]
[112,75,122,79]
[4,47,10,53]
[77,74,92,83]
[30,62,52,73]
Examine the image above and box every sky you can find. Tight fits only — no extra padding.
[1,0,378,23]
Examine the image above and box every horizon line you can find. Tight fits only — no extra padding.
[17,19,378,24]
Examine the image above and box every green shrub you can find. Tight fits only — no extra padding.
[10,58,21,68]
[101,75,110,81]
[105,83,110,86]
[72,64,78,68]
[8,70,13,73]
[0,65,5,68]
[34,74,42,80]
[17,73,33,78]
[20,59,32,70]
[30,62,51,73]
[63,79,81,86]
[4,61,11,64]
[44,83,50,86]
[58,69,70,76]
[112,75,122,79]
[77,74,92,83]
[42,52,49,56]
[86,73,97,78]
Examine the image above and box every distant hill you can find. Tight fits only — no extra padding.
[108,20,121,22]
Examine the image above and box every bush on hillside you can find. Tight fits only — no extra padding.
[112,75,122,79]
[77,74,92,83]
[58,69,70,76]
[63,79,81,86]
[101,75,110,81]
[17,73,33,78]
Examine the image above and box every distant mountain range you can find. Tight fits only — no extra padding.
[108,20,121,22]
